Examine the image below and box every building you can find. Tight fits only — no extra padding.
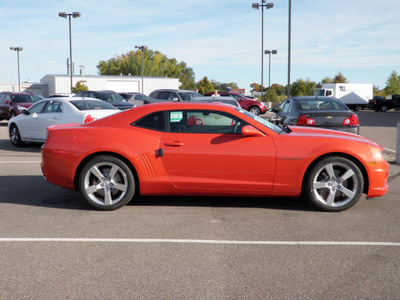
[1,74,180,97]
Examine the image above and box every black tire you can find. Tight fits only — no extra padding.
[303,156,364,212]
[9,124,24,146]
[380,105,387,112]
[78,155,136,210]
[249,106,261,115]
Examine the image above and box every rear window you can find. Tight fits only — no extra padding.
[13,94,44,103]
[299,99,348,110]
[70,100,117,110]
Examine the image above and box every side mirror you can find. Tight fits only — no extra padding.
[241,125,265,137]
[22,109,29,115]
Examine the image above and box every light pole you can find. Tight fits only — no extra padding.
[10,47,23,92]
[287,0,291,97]
[264,49,277,99]
[135,45,147,94]
[59,12,81,93]
[252,1,274,101]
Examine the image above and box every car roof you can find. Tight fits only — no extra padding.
[288,96,340,101]
[151,89,196,93]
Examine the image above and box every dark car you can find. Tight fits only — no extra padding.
[119,92,147,102]
[269,96,359,134]
[0,92,44,120]
[203,92,267,115]
[75,90,135,110]
[145,89,202,104]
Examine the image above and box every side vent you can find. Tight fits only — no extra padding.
[138,153,156,177]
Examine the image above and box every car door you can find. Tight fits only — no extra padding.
[17,101,48,139]
[37,101,63,140]
[0,94,7,119]
[159,110,276,193]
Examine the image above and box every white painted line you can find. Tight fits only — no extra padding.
[0,161,41,163]
[0,238,399,247]
[384,148,396,153]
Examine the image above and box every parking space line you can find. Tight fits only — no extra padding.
[0,238,399,247]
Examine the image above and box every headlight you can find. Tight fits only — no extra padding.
[17,105,25,111]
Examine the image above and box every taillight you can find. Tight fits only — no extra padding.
[84,114,98,123]
[343,114,359,126]
[297,114,315,126]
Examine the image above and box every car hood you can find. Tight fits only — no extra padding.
[111,101,135,110]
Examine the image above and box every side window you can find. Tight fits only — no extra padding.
[28,101,47,114]
[133,111,165,131]
[44,101,62,113]
[0,94,5,103]
[168,93,179,101]
[158,92,169,100]
[5,95,12,103]
[168,110,245,134]
[282,100,293,113]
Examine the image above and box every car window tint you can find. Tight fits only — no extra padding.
[0,94,5,103]
[168,110,244,134]
[282,100,293,113]
[71,100,116,110]
[158,92,169,100]
[28,101,47,114]
[44,101,62,113]
[133,112,166,131]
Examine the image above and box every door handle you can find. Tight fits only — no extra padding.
[164,141,184,147]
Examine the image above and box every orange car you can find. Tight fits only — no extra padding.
[41,102,389,211]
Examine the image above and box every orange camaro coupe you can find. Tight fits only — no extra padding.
[41,102,389,211]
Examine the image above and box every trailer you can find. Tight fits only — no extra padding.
[313,83,373,111]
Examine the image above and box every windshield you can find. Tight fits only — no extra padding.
[179,92,203,101]
[70,100,117,110]
[235,107,283,134]
[12,94,44,103]
[97,93,125,102]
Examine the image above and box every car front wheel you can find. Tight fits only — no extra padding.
[303,156,364,212]
[78,155,136,210]
[249,106,261,115]
[9,124,24,146]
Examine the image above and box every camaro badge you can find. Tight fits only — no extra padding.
[326,116,333,119]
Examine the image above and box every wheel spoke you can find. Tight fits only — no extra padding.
[340,186,356,199]
[340,169,355,182]
[113,182,128,192]
[108,164,119,179]
[89,165,104,181]
[85,184,101,195]
[104,189,113,206]
[326,191,336,206]
[314,181,329,190]
[324,163,335,179]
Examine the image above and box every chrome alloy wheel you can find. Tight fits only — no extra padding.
[83,161,129,207]
[312,162,359,208]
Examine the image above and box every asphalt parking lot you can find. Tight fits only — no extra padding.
[0,110,399,300]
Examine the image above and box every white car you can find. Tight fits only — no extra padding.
[8,97,120,146]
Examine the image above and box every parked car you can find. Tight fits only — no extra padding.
[41,102,388,212]
[145,89,202,104]
[191,96,240,107]
[0,92,44,120]
[203,91,267,115]
[269,96,360,134]
[8,97,119,146]
[75,90,135,110]
[119,92,147,102]
[370,95,400,112]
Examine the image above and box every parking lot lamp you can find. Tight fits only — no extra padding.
[59,12,81,93]
[264,49,277,99]
[252,1,274,101]
[10,47,23,92]
[135,45,147,94]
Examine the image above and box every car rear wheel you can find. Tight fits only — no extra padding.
[78,155,136,210]
[9,124,24,146]
[380,105,387,112]
[249,106,261,115]
[303,156,364,212]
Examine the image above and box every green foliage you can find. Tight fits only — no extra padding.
[290,79,317,97]
[265,84,287,102]
[384,71,400,95]
[97,48,196,90]
[333,72,348,83]
[72,81,89,93]
[196,76,215,95]
[211,80,239,92]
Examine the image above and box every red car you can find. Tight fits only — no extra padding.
[41,102,388,211]
[204,92,267,115]
[0,92,44,120]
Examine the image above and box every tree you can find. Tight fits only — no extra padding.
[250,83,262,93]
[384,71,400,95]
[291,79,317,96]
[196,76,215,95]
[333,72,348,83]
[211,80,239,92]
[265,84,286,102]
[72,81,88,93]
[97,48,196,90]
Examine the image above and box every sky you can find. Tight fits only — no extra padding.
[1,0,400,93]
